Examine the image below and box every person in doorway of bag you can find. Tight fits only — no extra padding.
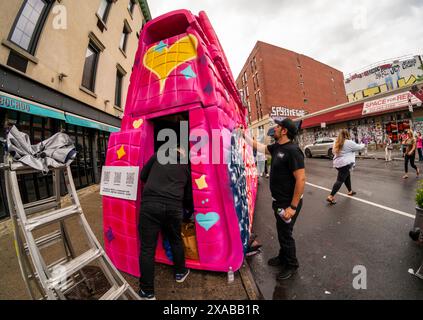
[402,129,420,179]
[326,129,364,205]
[240,118,306,280]
[384,135,393,162]
[138,145,193,300]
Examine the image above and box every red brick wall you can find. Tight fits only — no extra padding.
[236,41,348,123]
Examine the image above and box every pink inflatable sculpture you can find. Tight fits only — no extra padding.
[102,9,257,276]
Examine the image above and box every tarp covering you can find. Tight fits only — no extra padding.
[6,126,76,174]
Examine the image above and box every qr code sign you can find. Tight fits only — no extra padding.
[126,172,135,186]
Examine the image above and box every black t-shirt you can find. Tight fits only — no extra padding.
[267,141,305,207]
[140,153,193,211]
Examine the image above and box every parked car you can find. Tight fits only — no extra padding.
[304,137,336,159]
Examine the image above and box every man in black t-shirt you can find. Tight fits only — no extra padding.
[242,118,305,280]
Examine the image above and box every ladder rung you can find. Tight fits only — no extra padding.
[24,230,62,252]
[27,256,68,280]
[100,284,129,300]
[10,162,67,174]
[25,205,80,231]
[24,197,58,216]
[47,249,102,289]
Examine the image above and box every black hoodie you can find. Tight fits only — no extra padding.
[140,151,193,212]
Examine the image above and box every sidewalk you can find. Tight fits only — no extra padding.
[356,150,422,161]
[0,186,260,300]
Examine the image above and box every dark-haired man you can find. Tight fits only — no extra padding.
[242,118,305,280]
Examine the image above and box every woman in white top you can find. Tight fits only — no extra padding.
[327,129,365,204]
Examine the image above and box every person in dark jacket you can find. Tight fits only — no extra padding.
[138,146,193,300]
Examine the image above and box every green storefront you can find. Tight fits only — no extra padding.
[0,92,120,220]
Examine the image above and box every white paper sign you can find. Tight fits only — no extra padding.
[100,166,139,201]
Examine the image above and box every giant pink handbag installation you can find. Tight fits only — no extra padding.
[102,9,257,276]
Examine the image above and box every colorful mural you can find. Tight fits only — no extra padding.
[346,56,423,102]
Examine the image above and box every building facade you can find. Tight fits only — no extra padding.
[235,41,348,143]
[0,0,151,219]
[297,82,423,152]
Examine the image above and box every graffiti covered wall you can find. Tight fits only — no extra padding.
[345,56,423,103]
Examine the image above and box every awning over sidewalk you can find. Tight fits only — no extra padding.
[302,103,364,129]
[0,91,120,133]
[65,113,120,133]
[0,92,66,121]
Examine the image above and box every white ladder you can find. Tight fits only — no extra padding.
[1,154,140,300]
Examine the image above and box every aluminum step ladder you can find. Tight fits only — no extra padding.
[1,153,140,300]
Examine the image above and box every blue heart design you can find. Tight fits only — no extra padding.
[196,212,220,231]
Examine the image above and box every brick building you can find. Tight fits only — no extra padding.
[236,41,347,142]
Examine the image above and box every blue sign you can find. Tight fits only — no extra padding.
[0,94,66,120]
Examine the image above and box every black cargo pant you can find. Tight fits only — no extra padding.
[273,198,303,269]
[139,201,186,294]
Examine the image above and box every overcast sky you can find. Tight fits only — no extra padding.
[148,0,423,79]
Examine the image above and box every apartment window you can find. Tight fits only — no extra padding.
[120,20,132,53]
[97,0,113,31]
[115,68,125,108]
[253,57,257,70]
[304,98,308,104]
[253,75,256,90]
[8,0,53,54]
[245,85,249,97]
[250,60,254,73]
[128,0,136,15]
[81,42,100,92]
[242,72,247,86]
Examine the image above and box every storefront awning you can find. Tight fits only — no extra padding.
[302,103,364,129]
[0,92,66,121]
[65,113,120,133]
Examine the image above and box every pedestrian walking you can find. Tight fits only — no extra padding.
[401,131,408,158]
[257,150,266,177]
[241,118,306,280]
[361,135,369,156]
[138,146,193,300]
[417,132,423,161]
[384,135,393,162]
[402,129,420,179]
[326,129,364,205]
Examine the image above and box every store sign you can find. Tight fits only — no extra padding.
[362,92,422,115]
[271,106,306,118]
[0,93,66,120]
[100,166,139,201]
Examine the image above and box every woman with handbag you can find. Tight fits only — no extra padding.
[385,136,393,162]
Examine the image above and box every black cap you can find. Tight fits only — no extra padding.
[273,118,302,137]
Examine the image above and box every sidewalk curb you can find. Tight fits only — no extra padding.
[239,260,264,300]
[356,156,404,161]
[0,184,101,238]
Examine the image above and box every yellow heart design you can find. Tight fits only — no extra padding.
[133,119,143,129]
[143,34,198,94]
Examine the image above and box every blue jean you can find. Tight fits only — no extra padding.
[139,201,186,294]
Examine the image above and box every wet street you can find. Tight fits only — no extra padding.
[248,158,423,300]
